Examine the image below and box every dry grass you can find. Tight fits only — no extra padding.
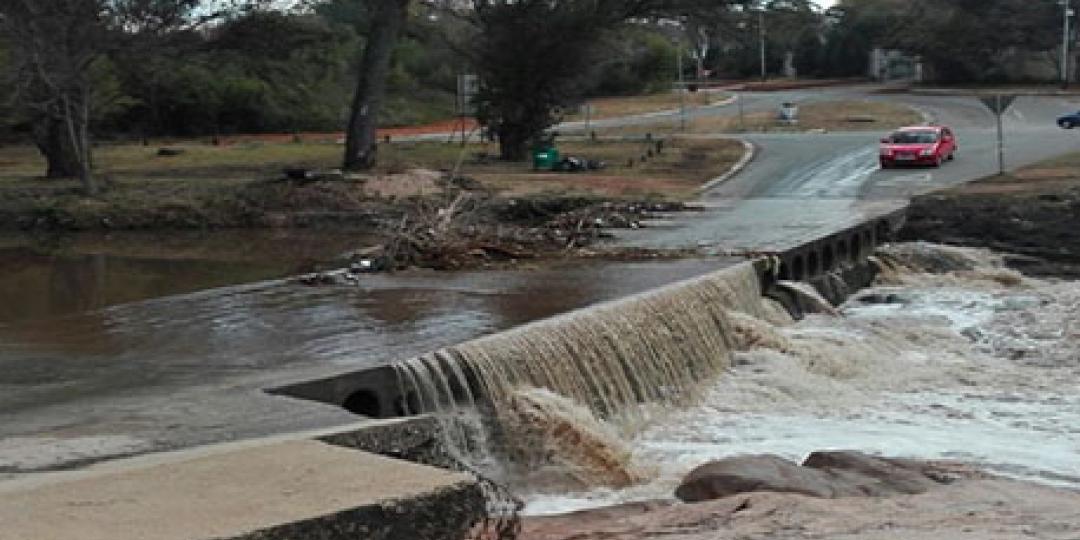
[430,139,743,200]
[562,91,729,121]
[948,150,1080,195]
[0,136,745,230]
[595,100,923,138]
[0,138,740,194]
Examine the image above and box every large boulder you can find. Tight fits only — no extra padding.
[802,450,943,495]
[675,454,856,502]
[675,451,950,503]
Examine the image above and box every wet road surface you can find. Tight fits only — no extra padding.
[618,91,1080,251]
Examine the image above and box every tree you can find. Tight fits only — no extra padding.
[342,0,411,171]
[821,0,1060,82]
[898,0,1058,82]
[462,0,741,160]
[1,0,106,191]
[0,0,202,192]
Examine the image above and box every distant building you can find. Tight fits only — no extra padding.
[869,48,921,82]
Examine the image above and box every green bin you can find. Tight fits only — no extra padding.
[532,147,560,170]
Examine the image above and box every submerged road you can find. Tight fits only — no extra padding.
[618,90,1080,251]
[3,86,1079,476]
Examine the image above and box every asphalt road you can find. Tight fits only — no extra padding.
[616,88,1080,251]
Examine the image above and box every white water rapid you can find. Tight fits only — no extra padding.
[525,242,1080,515]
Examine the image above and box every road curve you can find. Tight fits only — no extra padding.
[618,89,1080,252]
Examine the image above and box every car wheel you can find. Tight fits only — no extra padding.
[948,152,955,161]
[932,156,942,168]
[1064,121,1075,129]
[880,160,890,169]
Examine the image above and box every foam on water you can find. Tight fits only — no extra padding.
[525,244,1080,515]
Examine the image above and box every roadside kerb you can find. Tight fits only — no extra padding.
[697,138,756,192]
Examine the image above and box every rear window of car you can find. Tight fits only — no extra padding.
[889,131,938,143]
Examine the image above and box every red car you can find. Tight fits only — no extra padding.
[879,125,957,168]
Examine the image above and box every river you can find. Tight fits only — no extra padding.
[0,230,738,473]
[518,243,1080,514]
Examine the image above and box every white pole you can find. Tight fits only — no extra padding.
[1065,0,1072,87]
[677,42,687,131]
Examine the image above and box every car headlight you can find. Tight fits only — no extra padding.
[879,148,892,156]
[920,148,935,157]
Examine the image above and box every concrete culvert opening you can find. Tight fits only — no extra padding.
[807,251,821,277]
[792,256,806,281]
[876,220,891,243]
[823,246,835,272]
[863,230,873,251]
[778,261,792,280]
[851,236,862,261]
[343,390,382,418]
[837,241,849,266]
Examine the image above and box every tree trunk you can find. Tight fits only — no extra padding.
[497,125,530,162]
[343,0,410,171]
[33,116,82,179]
[61,91,96,195]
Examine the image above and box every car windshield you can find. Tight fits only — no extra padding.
[889,131,938,144]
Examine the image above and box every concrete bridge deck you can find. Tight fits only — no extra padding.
[0,422,481,540]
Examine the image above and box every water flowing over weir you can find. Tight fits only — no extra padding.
[389,262,788,484]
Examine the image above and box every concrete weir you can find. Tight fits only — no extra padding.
[272,210,905,421]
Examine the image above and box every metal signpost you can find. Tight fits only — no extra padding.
[979,94,1017,175]
[454,74,480,144]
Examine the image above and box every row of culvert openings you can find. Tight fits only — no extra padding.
[777,220,890,280]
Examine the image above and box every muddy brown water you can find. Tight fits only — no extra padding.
[0,229,736,456]
[0,230,376,324]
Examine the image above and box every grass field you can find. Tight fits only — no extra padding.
[562,90,730,122]
[595,100,924,137]
[0,136,744,230]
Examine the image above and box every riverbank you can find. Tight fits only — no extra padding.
[0,139,742,234]
[900,151,1080,278]
[521,467,1080,539]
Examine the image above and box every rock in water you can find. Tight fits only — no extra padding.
[801,450,943,495]
[675,451,951,503]
[675,455,848,502]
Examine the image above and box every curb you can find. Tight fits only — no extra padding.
[709,95,738,108]
[908,88,1080,97]
[698,138,756,193]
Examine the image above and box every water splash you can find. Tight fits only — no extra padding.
[391,262,775,486]
[525,243,1080,514]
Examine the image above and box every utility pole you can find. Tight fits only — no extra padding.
[759,10,767,81]
[677,40,687,131]
[1064,0,1073,88]
[996,95,1005,175]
